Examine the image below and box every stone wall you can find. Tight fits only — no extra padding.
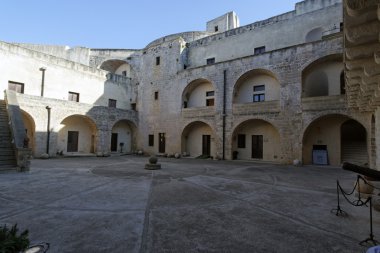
[14,93,138,157]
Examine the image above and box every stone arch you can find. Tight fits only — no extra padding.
[56,114,98,154]
[302,114,368,166]
[182,78,216,108]
[305,27,324,43]
[99,59,129,74]
[181,121,216,158]
[20,110,36,155]
[110,119,137,153]
[302,54,343,97]
[231,119,281,161]
[233,69,280,104]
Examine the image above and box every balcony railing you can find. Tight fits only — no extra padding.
[106,73,131,84]
[232,100,280,115]
[301,95,346,111]
[181,106,216,118]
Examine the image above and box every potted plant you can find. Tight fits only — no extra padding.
[0,224,29,253]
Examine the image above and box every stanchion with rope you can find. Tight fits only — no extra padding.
[331,172,380,247]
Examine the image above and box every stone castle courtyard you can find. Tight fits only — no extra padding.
[0,156,378,252]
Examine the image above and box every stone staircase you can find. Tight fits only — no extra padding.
[0,100,16,169]
[341,141,369,166]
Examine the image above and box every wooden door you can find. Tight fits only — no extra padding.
[202,135,211,156]
[111,133,118,152]
[67,131,79,152]
[252,135,263,159]
[159,133,165,153]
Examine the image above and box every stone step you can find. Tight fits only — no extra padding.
[0,158,17,166]
[0,150,15,156]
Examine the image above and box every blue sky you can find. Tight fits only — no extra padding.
[1,0,300,49]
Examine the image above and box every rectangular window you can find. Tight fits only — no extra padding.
[254,46,266,55]
[214,26,219,32]
[206,91,215,97]
[237,134,246,148]
[122,70,127,76]
[156,56,160,65]
[206,98,215,106]
[253,94,265,102]
[253,85,265,102]
[131,103,136,111]
[68,91,80,102]
[340,22,343,32]
[206,58,215,65]
[8,81,24,94]
[108,99,117,108]
[154,91,159,100]
[148,134,154,146]
[253,85,265,92]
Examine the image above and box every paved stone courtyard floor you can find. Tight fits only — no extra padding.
[0,156,379,253]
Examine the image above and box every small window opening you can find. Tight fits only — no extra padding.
[108,99,117,108]
[156,56,160,65]
[206,58,215,65]
[254,46,266,55]
[149,135,154,146]
[253,85,265,102]
[68,91,80,102]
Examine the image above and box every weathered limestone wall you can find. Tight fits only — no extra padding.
[0,41,134,110]
[187,1,342,68]
[14,94,138,157]
[206,12,240,33]
[13,43,91,65]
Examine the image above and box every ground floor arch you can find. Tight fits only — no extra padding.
[302,114,368,166]
[181,121,216,158]
[20,110,36,155]
[110,120,135,153]
[56,115,97,154]
[231,119,281,161]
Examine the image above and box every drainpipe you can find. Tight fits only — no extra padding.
[222,70,227,160]
[39,67,46,97]
[46,106,51,154]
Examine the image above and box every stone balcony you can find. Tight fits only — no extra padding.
[232,100,280,115]
[106,73,131,84]
[301,95,346,111]
[181,106,216,118]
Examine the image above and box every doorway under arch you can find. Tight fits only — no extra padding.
[181,121,216,158]
[57,115,97,154]
[110,120,135,153]
[231,119,281,161]
[302,115,368,166]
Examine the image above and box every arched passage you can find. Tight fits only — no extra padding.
[302,114,368,166]
[231,119,281,161]
[182,79,215,108]
[99,59,129,74]
[233,69,280,104]
[57,115,97,154]
[181,121,216,158]
[302,55,343,97]
[20,110,36,155]
[341,120,368,165]
[110,120,136,153]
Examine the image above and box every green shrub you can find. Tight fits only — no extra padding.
[0,224,29,253]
